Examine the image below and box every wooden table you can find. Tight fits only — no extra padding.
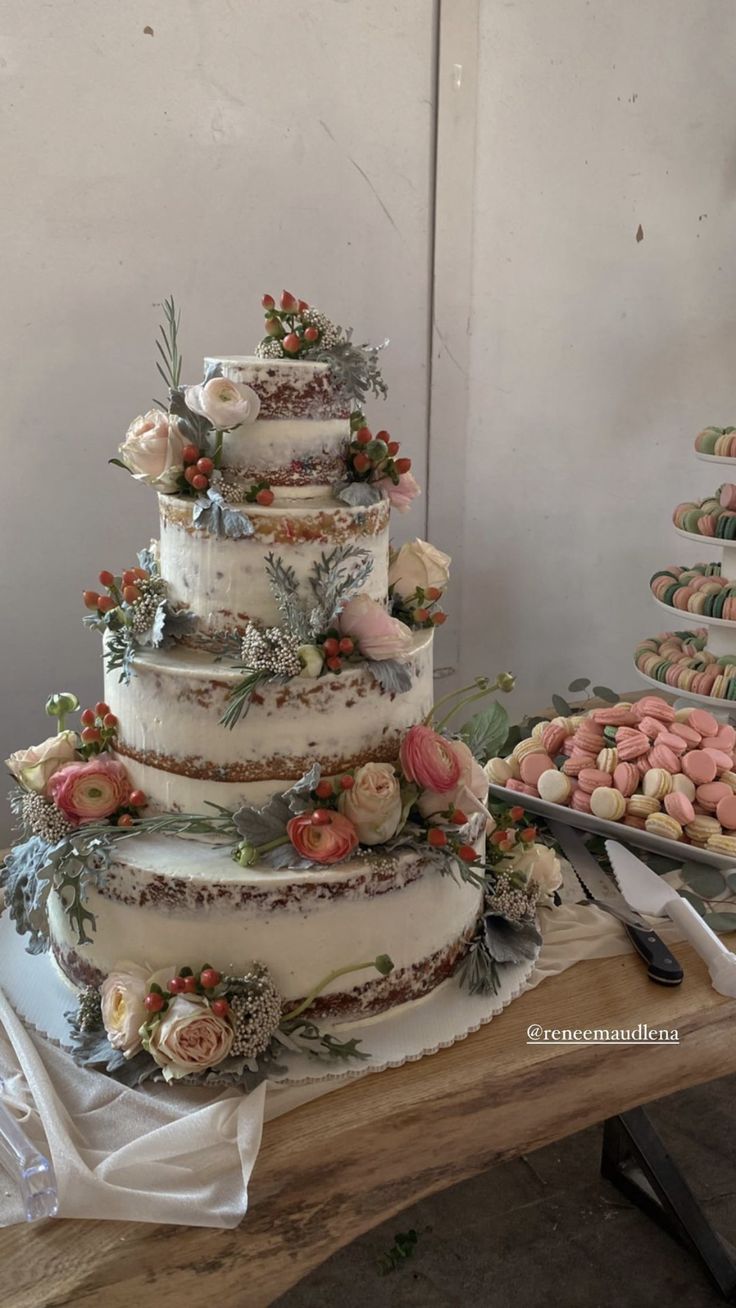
[1,936,735,1308]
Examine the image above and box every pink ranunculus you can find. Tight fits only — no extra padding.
[339,595,413,662]
[145,994,234,1081]
[184,377,261,430]
[416,739,489,820]
[375,470,421,514]
[399,724,462,793]
[48,757,131,824]
[286,810,359,864]
[119,410,187,493]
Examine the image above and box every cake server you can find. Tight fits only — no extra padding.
[606,840,736,998]
[548,823,684,985]
[0,1081,58,1222]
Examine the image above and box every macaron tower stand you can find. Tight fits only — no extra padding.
[635,427,736,721]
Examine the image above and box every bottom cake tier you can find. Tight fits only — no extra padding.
[46,835,483,1021]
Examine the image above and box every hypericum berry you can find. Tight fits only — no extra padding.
[491,829,509,846]
[133,567,148,580]
[431,611,447,625]
[97,596,116,614]
[327,656,342,673]
[98,570,115,588]
[192,473,209,490]
[311,809,333,825]
[121,569,136,586]
[196,457,214,475]
[509,806,525,822]
[183,444,199,464]
[428,828,448,847]
[80,708,96,727]
[168,976,186,994]
[395,457,412,474]
[282,332,301,354]
[262,293,275,309]
[451,810,467,826]
[123,584,140,604]
[323,637,340,657]
[103,712,118,728]
[184,466,198,485]
[129,789,147,808]
[298,298,309,312]
[211,998,230,1017]
[414,608,430,622]
[338,637,354,655]
[426,586,443,602]
[81,726,101,744]
[375,430,390,442]
[315,779,334,799]
[117,813,134,827]
[95,701,110,717]
[340,774,355,790]
[265,316,283,337]
[355,427,372,444]
[353,452,371,474]
[520,827,538,843]
[387,441,400,456]
[280,290,297,311]
[83,590,100,609]
[182,975,198,993]
[304,326,319,342]
[200,967,221,989]
[145,992,165,1013]
[458,844,478,863]
[255,488,274,506]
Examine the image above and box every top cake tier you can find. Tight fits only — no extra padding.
[207,356,351,420]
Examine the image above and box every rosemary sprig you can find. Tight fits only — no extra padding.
[220,669,274,730]
[155,295,182,391]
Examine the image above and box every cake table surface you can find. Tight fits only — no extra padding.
[0,937,735,1308]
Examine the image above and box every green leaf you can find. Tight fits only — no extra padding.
[500,724,522,755]
[680,866,726,898]
[568,678,591,693]
[679,889,706,916]
[726,871,736,895]
[108,457,130,470]
[592,685,619,703]
[551,694,572,716]
[703,912,736,933]
[459,701,509,763]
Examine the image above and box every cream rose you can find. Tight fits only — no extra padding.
[145,994,234,1081]
[416,738,488,820]
[119,410,187,493]
[5,731,78,796]
[184,377,261,430]
[100,963,150,1058]
[337,762,403,845]
[389,539,451,601]
[512,843,563,895]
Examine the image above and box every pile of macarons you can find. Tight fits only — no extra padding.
[635,629,736,702]
[695,426,736,458]
[673,486,736,539]
[650,563,736,620]
[487,695,736,853]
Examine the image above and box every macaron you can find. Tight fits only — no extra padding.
[623,815,647,830]
[633,696,676,723]
[703,747,733,772]
[635,716,665,740]
[706,833,736,855]
[590,787,626,821]
[574,724,607,754]
[519,752,555,786]
[485,758,513,785]
[562,753,596,777]
[716,793,736,829]
[682,750,718,784]
[596,747,618,773]
[656,729,687,755]
[642,768,673,799]
[571,788,592,813]
[671,774,696,801]
[513,737,547,764]
[578,767,615,795]
[720,770,736,793]
[695,781,732,813]
[627,794,661,817]
[616,730,650,761]
[541,722,568,756]
[688,708,720,736]
[664,791,695,825]
[670,723,702,747]
[505,779,538,797]
[613,762,639,797]
[537,769,572,805]
[648,744,682,774]
[591,705,637,726]
[503,755,521,779]
[645,812,684,841]
[684,815,722,843]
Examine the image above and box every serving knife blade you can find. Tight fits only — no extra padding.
[547,822,684,985]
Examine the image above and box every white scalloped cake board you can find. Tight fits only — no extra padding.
[0,912,537,1090]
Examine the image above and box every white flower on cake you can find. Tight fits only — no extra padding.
[184,377,261,430]
[511,843,563,895]
[297,643,324,678]
[338,595,413,661]
[389,539,451,600]
[119,410,187,492]
[144,993,234,1081]
[100,963,150,1058]
[416,739,488,821]
[5,731,78,795]
[337,762,403,845]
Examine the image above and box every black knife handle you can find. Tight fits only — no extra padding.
[624,923,684,985]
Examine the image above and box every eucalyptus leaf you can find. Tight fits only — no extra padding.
[679,866,726,898]
[551,694,572,716]
[592,685,619,704]
[568,678,591,693]
[679,889,706,916]
[727,871,736,895]
[459,702,509,763]
[703,912,736,933]
[368,659,412,695]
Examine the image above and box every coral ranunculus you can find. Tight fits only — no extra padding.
[48,758,132,823]
[287,810,359,864]
[399,724,462,793]
[416,738,489,820]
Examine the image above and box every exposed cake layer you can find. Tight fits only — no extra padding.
[218,417,350,497]
[105,631,434,812]
[46,836,482,1019]
[206,355,349,420]
[158,493,390,636]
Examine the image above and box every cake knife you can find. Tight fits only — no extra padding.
[0,1081,58,1222]
[548,822,684,985]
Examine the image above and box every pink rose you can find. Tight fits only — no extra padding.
[339,595,413,661]
[119,410,186,493]
[375,470,420,514]
[5,730,78,796]
[48,757,131,823]
[417,738,489,820]
[286,810,359,864]
[184,377,261,430]
[145,994,234,1081]
[399,724,462,793]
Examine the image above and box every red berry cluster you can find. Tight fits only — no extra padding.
[317,630,355,674]
[244,479,275,507]
[182,444,214,493]
[83,567,148,615]
[77,701,119,757]
[348,413,411,486]
[489,805,538,856]
[144,965,228,1017]
[261,291,315,356]
[426,810,478,863]
[312,773,356,806]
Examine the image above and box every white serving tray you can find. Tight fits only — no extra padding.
[633,665,736,715]
[695,451,736,466]
[651,594,736,631]
[487,782,736,870]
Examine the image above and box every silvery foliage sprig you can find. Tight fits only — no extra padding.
[309,329,389,406]
[457,858,543,997]
[266,544,374,642]
[192,487,254,541]
[231,764,325,869]
[0,832,111,953]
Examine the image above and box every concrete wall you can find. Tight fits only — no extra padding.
[0,0,437,839]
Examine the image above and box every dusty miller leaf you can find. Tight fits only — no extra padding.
[334,481,383,508]
[193,490,254,540]
[483,914,542,965]
[367,659,412,694]
[0,837,57,953]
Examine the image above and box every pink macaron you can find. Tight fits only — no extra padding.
[656,730,687,755]
[647,744,682,774]
[571,788,592,813]
[682,750,718,784]
[694,781,731,813]
[703,747,733,773]
[633,696,676,724]
[505,779,538,797]
[591,706,638,726]
[613,762,639,797]
[634,716,665,740]
[670,722,702,747]
[577,767,614,794]
[574,724,606,754]
[616,731,650,761]
[688,708,720,736]
[664,792,695,825]
[716,794,736,829]
[541,723,568,756]
[562,753,596,777]
[519,752,554,786]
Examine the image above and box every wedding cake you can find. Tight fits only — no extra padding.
[2,292,543,1087]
